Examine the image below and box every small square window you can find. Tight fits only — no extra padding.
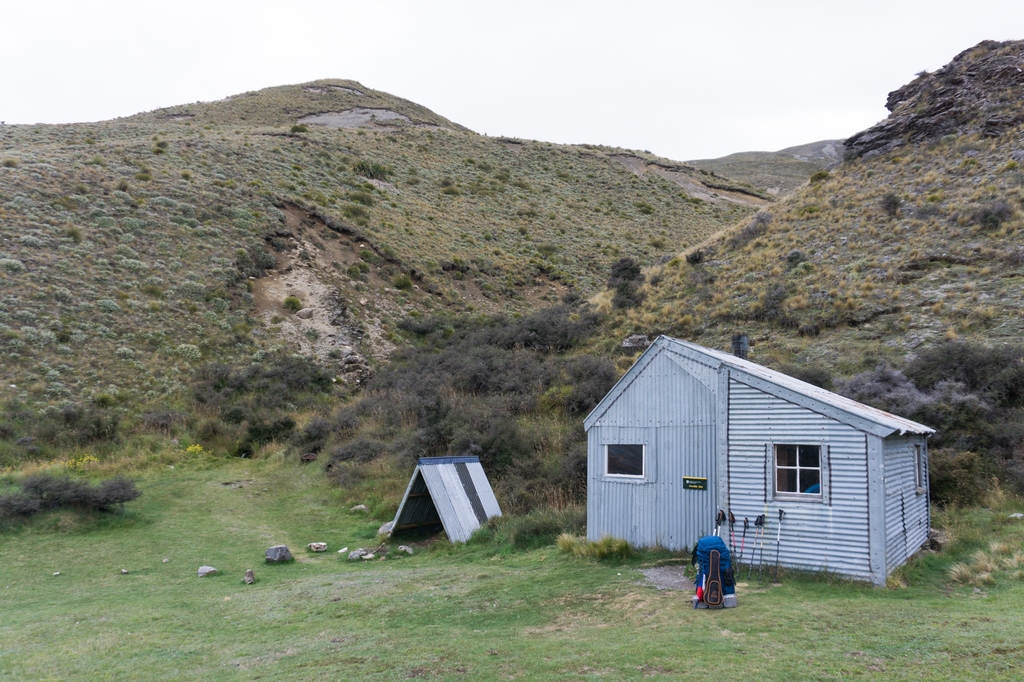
[775,444,822,496]
[606,444,644,477]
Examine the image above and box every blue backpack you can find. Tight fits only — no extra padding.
[692,535,735,605]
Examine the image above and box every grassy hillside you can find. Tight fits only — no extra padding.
[0,79,763,420]
[690,139,845,195]
[602,39,1024,492]
[2,454,1023,680]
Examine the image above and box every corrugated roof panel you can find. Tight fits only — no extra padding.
[391,456,501,543]
[667,337,935,436]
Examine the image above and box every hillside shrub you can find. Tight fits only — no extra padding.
[282,296,302,312]
[608,257,645,309]
[928,449,993,507]
[352,160,392,181]
[881,193,901,217]
[332,305,614,509]
[0,473,140,519]
[727,211,771,249]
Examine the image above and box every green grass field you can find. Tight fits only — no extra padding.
[2,454,1024,681]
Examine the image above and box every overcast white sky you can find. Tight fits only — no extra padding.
[1,1,1022,160]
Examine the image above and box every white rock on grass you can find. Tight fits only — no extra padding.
[397,545,414,555]
[349,504,369,512]
[348,549,367,561]
[362,553,375,560]
[198,566,218,577]
[338,547,349,554]
[378,521,394,536]
[308,542,328,552]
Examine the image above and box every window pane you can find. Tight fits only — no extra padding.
[777,467,797,493]
[800,468,821,493]
[799,445,820,468]
[607,444,643,476]
[776,444,798,467]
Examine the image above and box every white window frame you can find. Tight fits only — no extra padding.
[604,443,645,479]
[772,443,825,502]
[914,443,927,494]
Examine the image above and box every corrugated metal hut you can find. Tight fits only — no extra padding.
[584,336,934,585]
[391,456,502,543]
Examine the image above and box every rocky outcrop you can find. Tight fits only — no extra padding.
[846,40,1024,159]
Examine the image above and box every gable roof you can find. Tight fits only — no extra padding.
[585,336,934,437]
[391,456,502,543]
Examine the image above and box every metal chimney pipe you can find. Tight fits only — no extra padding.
[732,334,749,359]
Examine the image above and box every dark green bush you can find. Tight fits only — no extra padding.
[928,449,993,506]
[352,160,392,181]
[1,473,140,518]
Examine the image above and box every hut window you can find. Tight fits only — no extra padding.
[914,444,925,491]
[774,444,821,496]
[606,444,644,477]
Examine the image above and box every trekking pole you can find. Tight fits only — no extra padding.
[715,509,726,538]
[728,510,736,556]
[749,514,764,580]
[756,514,767,581]
[773,509,785,583]
[738,517,749,568]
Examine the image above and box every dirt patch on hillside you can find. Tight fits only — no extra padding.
[303,86,365,96]
[298,108,412,129]
[610,155,768,208]
[250,204,414,382]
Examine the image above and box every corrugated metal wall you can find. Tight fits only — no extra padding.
[587,350,719,550]
[883,435,930,572]
[727,379,874,581]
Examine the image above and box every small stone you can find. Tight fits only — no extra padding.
[348,549,367,561]
[397,545,414,555]
[244,569,255,584]
[121,569,129,574]
[296,308,314,319]
[299,452,318,463]
[198,566,217,577]
[350,504,369,512]
[52,572,61,576]
[308,542,328,552]
[1009,513,1024,519]
[1011,150,1024,162]
[378,521,394,536]
[162,558,170,563]
[338,547,349,553]
[362,553,375,560]
[359,298,368,306]
[928,528,949,551]
[265,545,294,563]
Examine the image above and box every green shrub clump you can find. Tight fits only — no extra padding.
[0,473,141,519]
[557,533,631,560]
[283,296,303,312]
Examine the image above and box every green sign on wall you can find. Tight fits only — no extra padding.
[683,476,708,490]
